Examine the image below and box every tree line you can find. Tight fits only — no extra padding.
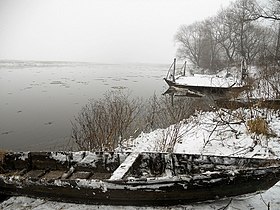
[175,0,280,71]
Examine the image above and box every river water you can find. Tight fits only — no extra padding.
[0,61,169,151]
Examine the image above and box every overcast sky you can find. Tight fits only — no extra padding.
[0,0,232,64]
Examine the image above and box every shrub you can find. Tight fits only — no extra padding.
[144,94,206,131]
[71,91,141,151]
[247,117,269,136]
[71,91,208,151]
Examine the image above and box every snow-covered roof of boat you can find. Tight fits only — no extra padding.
[175,74,241,88]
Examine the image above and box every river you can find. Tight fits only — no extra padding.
[0,61,168,151]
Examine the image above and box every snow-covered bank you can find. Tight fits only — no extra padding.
[124,108,280,158]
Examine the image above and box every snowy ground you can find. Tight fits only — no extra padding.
[1,108,280,209]
[125,108,280,158]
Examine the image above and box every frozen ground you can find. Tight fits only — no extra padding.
[1,108,280,209]
[125,108,280,158]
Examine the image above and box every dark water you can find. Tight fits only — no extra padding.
[0,61,169,151]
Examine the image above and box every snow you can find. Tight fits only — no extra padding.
[168,64,243,88]
[17,152,29,161]
[175,73,241,88]
[121,108,280,160]
[51,151,121,169]
[78,152,98,166]
[50,152,68,162]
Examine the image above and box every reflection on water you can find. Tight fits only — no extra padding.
[163,87,219,113]
[0,61,168,151]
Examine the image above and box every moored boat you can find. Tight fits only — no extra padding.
[0,151,280,205]
[164,59,247,95]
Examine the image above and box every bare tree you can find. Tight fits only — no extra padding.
[201,19,224,71]
[258,0,280,63]
[247,0,280,21]
[227,0,260,62]
[175,22,205,67]
[243,24,270,63]
[255,25,277,66]
[213,8,239,65]
[175,0,280,68]
[175,20,223,71]
[244,0,280,63]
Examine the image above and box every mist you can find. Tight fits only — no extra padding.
[0,0,231,63]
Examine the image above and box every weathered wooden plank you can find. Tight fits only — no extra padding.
[42,170,65,181]
[109,152,139,181]
[69,171,91,179]
[24,170,46,180]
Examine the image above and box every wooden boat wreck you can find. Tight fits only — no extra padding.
[1,151,280,205]
[164,58,247,95]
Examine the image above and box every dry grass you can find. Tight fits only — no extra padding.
[0,149,7,163]
[247,117,269,136]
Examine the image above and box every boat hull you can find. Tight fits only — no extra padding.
[1,170,279,205]
[1,151,280,205]
[164,78,245,95]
